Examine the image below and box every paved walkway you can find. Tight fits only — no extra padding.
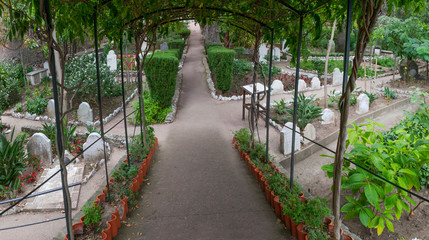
[116,24,289,239]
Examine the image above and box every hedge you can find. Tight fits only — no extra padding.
[179,28,191,40]
[167,39,185,58]
[206,43,223,52]
[144,52,179,108]
[155,49,180,59]
[207,46,235,93]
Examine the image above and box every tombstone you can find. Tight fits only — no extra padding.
[43,61,50,76]
[259,44,268,63]
[77,102,93,124]
[281,40,290,53]
[297,79,306,92]
[321,108,335,125]
[373,46,381,55]
[356,93,370,114]
[141,41,148,52]
[311,77,321,89]
[161,42,169,51]
[106,50,117,71]
[332,68,343,86]
[83,132,110,164]
[303,123,316,145]
[27,133,52,165]
[26,68,48,86]
[280,122,301,155]
[273,47,281,61]
[270,80,284,94]
[45,99,55,118]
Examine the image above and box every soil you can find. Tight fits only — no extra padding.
[75,202,116,240]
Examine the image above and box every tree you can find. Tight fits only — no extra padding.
[323,19,337,108]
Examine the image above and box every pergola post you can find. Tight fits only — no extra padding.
[342,0,353,94]
[265,29,275,163]
[119,32,131,167]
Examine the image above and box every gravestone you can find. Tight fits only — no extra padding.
[303,123,316,144]
[259,44,268,63]
[356,93,370,114]
[332,68,343,86]
[273,47,281,61]
[77,102,93,124]
[27,133,52,165]
[311,77,321,89]
[26,69,48,86]
[297,79,306,92]
[321,108,334,125]
[281,40,289,53]
[161,42,169,51]
[106,50,117,71]
[83,133,110,164]
[270,80,284,94]
[141,41,148,52]
[43,61,50,76]
[47,99,55,118]
[280,122,301,155]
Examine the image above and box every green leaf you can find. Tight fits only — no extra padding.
[341,203,356,212]
[368,216,380,228]
[399,168,417,176]
[377,217,385,235]
[385,218,394,232]
[359,209,370,227]
[385,194,397,210]
[370,155,384,171]
[364,184,379,206]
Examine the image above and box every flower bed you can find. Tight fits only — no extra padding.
[232,128,354,240]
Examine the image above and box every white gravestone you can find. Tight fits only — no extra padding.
[77,102,93,124]
[321,108,335,125]
[333,68,343,86]
[27,133,52,165]
[311,77,321,89]
[297,79,307,92]
[47,99,55,118]
[303,123,316,145]
[270,80,284,94]
[43,61,50,76]
[83,133,110,164]
[141,41,148,52]
[280,122,301,155]
[259,44,268,63]
[106,50,117,71]
[356,93,370,114]
[273,47,281,62]
[161,42,169,51]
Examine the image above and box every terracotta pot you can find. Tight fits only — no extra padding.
[121,195,129,220]
[280,203,285,222]
[259,175,265,191]
[284,214,292,230]
[273,196,281,217]
[274,167,280,173]
[253,167,259,179]
[296,223,308,240]
[268,161,275,169]
[113,207,121,228]
[343,233,354,240]
[131,179,139,192]
[298,192,307,203]
[305,235,309,240]
[291,219,298,237]
[108,213,119,237]
[240,150,245,159]
[155,138,158,148]
[102,222,112,240]
[270,191,275,209]
[264,185,271,204]
[140,161,148,176]
[71,221,84,235]
[97,191,106,203]
[137,169,144,185]
[245,155,250,163]
[232,137,238,149]
[101,231,108,240]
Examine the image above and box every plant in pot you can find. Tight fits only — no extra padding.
[73,200,103,239]
[301,196,330,240]
[288,193,306,238]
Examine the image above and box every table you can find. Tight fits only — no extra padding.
[241,83,268,124]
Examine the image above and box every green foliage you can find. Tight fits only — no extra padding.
[419,164,429,189]
[233,59,252,77]
[274,99,287,115]
[14,102,24,112]
[65,53,121,103]
[383,87,397,100]
[144,52,179,108]
[0,129,27,199]
[322,119,429,235]
[41,119,76,152]
[257,62,281,78]
[178,28,191,40]
[167,39,185,58]
[207,46,235,93]
[129,126,155,161]
[111,162,139,182]
[84,124,101,138]
[82,201,103,229]
[0,62,23,112]
[372,57,395,69]
[130,91,172,125]
[327,89,341,108]
[233,128,251,152]
[233,47,245,59]
[284,94,322,130]
[206,43,223,51]
[25,88,50,115]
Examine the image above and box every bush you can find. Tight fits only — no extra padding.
[129,126,155,161]
[284,94,322,130]
[0,61,27,112]
[167,39,185,58]
[144,52,179,108]
[234,47,245,59]
[206,43,223,52]
[207,46,235,93]
[179,28,191,40]
[25,87,51,115]
[65,53,121,103]
[130,91,172,125]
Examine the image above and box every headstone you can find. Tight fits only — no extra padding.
[106,50,117,71]
[332,68,343,86]
[259,44,268,63]
[273,47,281,61]
[83,132,110,164]
[77,102,93,124]
[280,122,301,155]
[356,93,370,114]
[141,41,148,52]
[27,133,52,165]
[161,42,168,51]
[303,123,316,145]
[270,80,284,94]
[311,77,321,89]
[26,69,48,86]
[281,40,289,53]
[47,99,55,118]
[297,79,306,92]
[43,61,50,76]
[321,108,334,125]
[374,46,381,55]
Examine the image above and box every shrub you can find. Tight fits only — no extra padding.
[179,28,191,40]
[234,47,245,59]
[167,39,185,58]
[25,87,51,115]
[207,46,235,93]
[129,126,155,161]
[206,43,223,51]
[130,91,172,125]
[156,49,180,59]
[257,62,282,78]
[284,94,322,130]
[144,52,179,108]
[82,201,103,229]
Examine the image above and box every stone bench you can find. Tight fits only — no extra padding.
[26,68,48,85]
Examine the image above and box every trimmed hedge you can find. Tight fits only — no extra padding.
[144,52,179,108]
[207,46,235,93]
[206,43,223,52]
[167,39,185,58]
[179,28,191,40]
[155,49,180,59]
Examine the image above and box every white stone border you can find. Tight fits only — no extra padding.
[12,89,138,127]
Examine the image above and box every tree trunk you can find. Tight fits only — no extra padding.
[332,1,385,240]
[134,35,148,147]
[202,22,221,44]
[324,19,337,108]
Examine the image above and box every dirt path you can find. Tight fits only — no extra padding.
[115,23,289,240]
